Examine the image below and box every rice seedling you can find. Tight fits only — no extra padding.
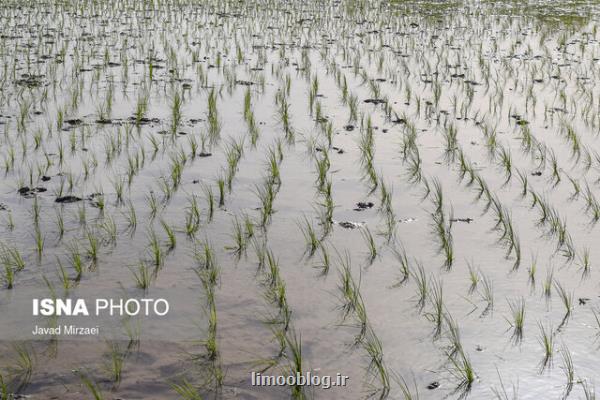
[170,379,204,400]
[76,371,104,400]
[161,220,176,250]
[0,243,25,272]
[217,177,226,207]
[578,247,591,276]
[410,262,428,311]
[506,298,525,343]
[298,216,319,256]
[8,344,34,392]
[146,191,160,219]
[131,261,153,291]
[538,267,551,301]
[467,261,479,294]
[426,277,444,339]
[447,347,476,395]
[490,368,519,400]
[362,326,391,398]
[312,242,331,276]
[207,88,221,142]
[554,280,573,327]
[580,378,596,400]
[124,200,137,230]
[100,215,117,244]
[147,229,163,267]
[203,295,220,375]
[443,123,458,156]
[255,180,276,228]
[85,228,99,264]
[284,329,305,399]
[104,342,125,387]
[392,371,420,400]
[252,238,267,270]
[336,251,367,341]
[361,226,377,263]
[560,344,574,398]
[33,226,45,257]
[226,216,247,256]
[391,245,410,287]
[202,184,215,223]
[537,322,554,371]
[479,273,494,316]
[194,240,218,273]
[0,373,9,400]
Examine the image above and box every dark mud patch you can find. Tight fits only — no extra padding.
[17,187,47,197]
[450,217,474,223]
[353,201,374,211]
[127,116,161,125]
[363,98,386,105]
[55,195,83,203]
[65,118,84,126]
[334,220,364,229]
[16,74,46,88]
[235,80,255,86]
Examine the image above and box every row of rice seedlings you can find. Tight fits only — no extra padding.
[252,240,309,399]
[358,118,378,193]
[104,341,127,388]
[377,177,397,243]
[243,88,261,146]
[206,87,222,144]
[443,313,477,394]
[275,90,294,143]
[192,238,224,391]
[425,277,445,339]
[4,344,35,393]
[429,179,454,269]
[0,242,25,289]
[335,251,390,396]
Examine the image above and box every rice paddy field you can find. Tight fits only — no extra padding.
[3,0,600,398]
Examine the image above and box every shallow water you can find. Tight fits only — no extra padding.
[1,0,600,399]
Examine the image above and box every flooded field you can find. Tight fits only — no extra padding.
[2,0,600,398]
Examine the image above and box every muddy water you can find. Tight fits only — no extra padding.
[1,0,600,399]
